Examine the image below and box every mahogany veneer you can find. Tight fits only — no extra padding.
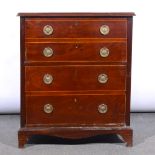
[18,12,135,148]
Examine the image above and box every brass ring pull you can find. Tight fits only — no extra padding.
[43,25,53,35]
[100,25,110,35]
[100,47,109,57]
[43,74,53,84]
[43,47,53,57]
[98,104,108,114]
[98,73,108,84]
[44,104,53,114]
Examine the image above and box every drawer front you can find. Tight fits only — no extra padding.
[25,19,127,38]
[25,65,126,91]
[25,42,127,62]
[25,95,125,126]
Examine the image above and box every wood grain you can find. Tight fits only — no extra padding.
[25,65,126,91]
[25,42,127,62]
[25,19,127,38]
[25,94,125,126]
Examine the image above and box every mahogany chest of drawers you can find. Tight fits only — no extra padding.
[18,12,135,148]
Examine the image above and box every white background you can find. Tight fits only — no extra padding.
[0,0,155,113]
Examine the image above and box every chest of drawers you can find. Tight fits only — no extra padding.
[18,12,135,148]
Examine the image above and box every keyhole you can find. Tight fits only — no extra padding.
[75,44,79,49]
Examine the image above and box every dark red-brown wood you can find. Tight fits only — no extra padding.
[20,17,26,127]
[18,127,133,148]
[25,18,127,38]
[25,94,125,126]
[25,65,126,91]
[18,12,135,17]
[18,12,134,148]
[125,17,133,125]
[25,42,127,62]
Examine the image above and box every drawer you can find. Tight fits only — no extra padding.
[25,42,127,62]
[25,65,126,91]
[25,94,125,126]
[25,18,127,38]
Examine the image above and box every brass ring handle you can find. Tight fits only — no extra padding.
[43,25,53,35]
[100,25,110,35]
[43,47,53,57]
[44,104,53,114]
[43,74,53,84]
[98,104,108,114]
[98,73,108,84]
[100,47,109,57]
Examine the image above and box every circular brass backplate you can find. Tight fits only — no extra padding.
[100,25,110,35]
[43,74,53,84]
[98,73,108,84]
[43,25,53,35]
[100,47,110,57]
[98,104,108,114]
[43,47,53,57]
[44,104,53,114]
